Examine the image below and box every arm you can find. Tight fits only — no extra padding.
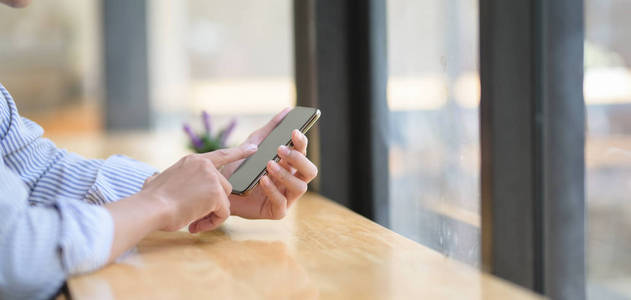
[0,166,115,299]
[9,124,157,205]
[0,84,256,298]
[0,85,155,206]
[0,146,256,299]
[106,145,258,261]
[103,191,167,262]
[0,85,156,204]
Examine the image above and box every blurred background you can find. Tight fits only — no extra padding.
[0,0,629,298]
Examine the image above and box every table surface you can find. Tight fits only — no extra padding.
[50,131,539,299]
[67,192,539,299]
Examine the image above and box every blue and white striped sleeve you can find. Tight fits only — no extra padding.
[0,164,115,300]
[0,84,157,206]
[0,84,157,299]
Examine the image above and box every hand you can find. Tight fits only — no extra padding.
[222,110,318,220]
[220,107,292,177]
[139,144,257,232]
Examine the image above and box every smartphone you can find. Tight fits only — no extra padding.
[229,106,321,195]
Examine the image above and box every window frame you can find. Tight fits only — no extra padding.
[480,0,585,297]
[102,0,152,130]
[295,0,586,297]
[293,0,390,225]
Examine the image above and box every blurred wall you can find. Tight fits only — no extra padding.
[0,0,101,114]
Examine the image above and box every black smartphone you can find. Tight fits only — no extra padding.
[228,106,321,195]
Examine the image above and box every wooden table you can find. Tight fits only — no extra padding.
[48,132,538,299]
[68,193,539,299]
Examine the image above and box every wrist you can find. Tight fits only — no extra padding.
[133,190,173,231]
[104,191,174,262]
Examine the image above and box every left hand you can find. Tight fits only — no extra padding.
[223,109,318,220]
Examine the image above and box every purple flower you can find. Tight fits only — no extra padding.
[183,123,204,149]
[220,118,237,146]
[202,111,212,136]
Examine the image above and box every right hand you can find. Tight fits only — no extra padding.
[139,143,258,232]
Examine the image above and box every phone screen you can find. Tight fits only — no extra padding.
[229,106,320,194]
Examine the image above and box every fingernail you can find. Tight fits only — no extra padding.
[268,161,280,172]
[261,175,270,185]
[279,145,290,156]
[245,144,258,152]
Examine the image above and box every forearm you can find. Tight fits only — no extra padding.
[0,189,116,298]
[105,192,169,263]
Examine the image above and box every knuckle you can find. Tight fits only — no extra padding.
[188,154,204,163]
[272,209,286,220]
[206,169,218,181]
[182,154,195,163]
[279,168,291,180]
[287,149,297,160]
[216,149,230,157]
[294,149,306,161]
[218,181,229,193]
[200,159,215,170]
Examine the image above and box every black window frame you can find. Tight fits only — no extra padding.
[293,0,390,225]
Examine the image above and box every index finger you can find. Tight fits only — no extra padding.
[201,143,258,167]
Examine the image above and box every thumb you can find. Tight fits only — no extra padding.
[201,143,258,167]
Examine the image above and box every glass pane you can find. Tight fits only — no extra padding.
[0,0,101,135]
[150,0,294,151]
[585,0,631,297]
[387,0,480,266]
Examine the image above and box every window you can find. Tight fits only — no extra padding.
[387,0,480,266]
[149,0,294,147]
[0,0,101,134]
[585,0,631,297]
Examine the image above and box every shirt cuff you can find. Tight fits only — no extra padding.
[87,155,158,204]
[57,198,114,275]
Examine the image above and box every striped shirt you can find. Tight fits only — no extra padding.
[0,83,157,300]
